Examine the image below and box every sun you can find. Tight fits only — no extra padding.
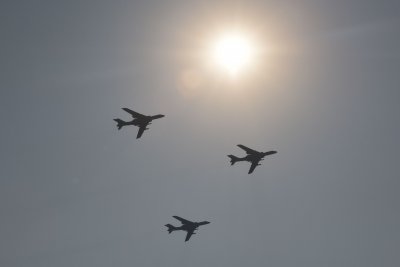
[212,33,254,75]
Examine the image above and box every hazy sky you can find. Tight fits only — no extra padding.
[1,1,400,266]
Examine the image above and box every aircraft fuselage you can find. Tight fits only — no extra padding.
[178,221,209,231]
[130,115,164,125]
[177,224,197,232]
[243,151,277,162]
[129,116,151,125]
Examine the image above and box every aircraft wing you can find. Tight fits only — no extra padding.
[122,108,146,119]
[136,125,147,139]
[173,216,193,225]
[248,159,260,174]
[185,229,195,242]
[237,144,259,155]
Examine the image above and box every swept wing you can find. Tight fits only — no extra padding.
[136,124,148,139]
[185,229,195,242]
[237,144,260,155]
[248,159,261,174]
[122,108,146,119]
[173,216,193,225]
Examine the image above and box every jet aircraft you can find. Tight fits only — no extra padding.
[228,144,277,174]
[113,108,165,139]
[165,216,210,242]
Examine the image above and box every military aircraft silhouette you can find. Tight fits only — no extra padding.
[165,216,210,242]
[228,144,277,174]
[113,108,165,139]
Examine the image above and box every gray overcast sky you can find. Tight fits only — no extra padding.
[1,1,399,266]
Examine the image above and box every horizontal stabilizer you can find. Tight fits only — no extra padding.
[228,155,239,165]
[165,224,176,234]
[114,119,125,130]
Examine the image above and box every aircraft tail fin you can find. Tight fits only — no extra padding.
[165,224,177,234]
[228,155,240,165]
[113,119,126,130]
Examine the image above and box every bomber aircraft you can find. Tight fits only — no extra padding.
[165,216,210,242]
[228,144,277,174]
[114,108,165,139]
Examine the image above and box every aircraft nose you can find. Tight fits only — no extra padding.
[204,221,210,224]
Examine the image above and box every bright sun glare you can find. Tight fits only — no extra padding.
[213,33,254,75]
